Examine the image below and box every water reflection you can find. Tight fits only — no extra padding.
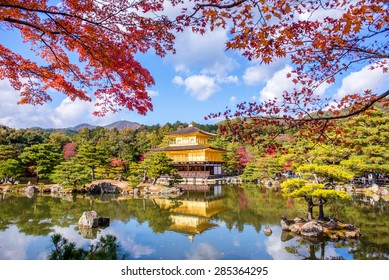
[154,185,229,241]
[0,184,388,259]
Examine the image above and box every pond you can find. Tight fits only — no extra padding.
[0,184,388,260]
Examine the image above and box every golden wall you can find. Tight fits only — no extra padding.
[166,149,223,162]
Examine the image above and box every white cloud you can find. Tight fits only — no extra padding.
[220,75,239,84]
[298,8,345,22]
[257,65,330,103]
[51,98,94,128]
[335,64,389,100]
[184,242,223,260]
[0,80,54,128]
[243,66,269,85]
[0,79,111,129]
[230,96,237,104]
[0,226,31,259]
[170,28,238,78]
[264,227,302,260]
[258,65,295,102]
[242,58,288,86]
[172,75,184,85]
[173,75,220,101]
[147,89,159,97]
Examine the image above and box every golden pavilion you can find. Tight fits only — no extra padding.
[152,124,226,178]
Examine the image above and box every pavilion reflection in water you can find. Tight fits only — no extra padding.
[154,185,229,241]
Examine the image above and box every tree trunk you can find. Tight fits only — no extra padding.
[307,244,317,260]
[151,176,160,185]
[318,198,327,221]
[320,242,325,260]
[306,197,314,221]
[36,167,39,185]
[318,198,324,220]
[142,169,147,183]
[8,177,15,185]
[91,167,95,180]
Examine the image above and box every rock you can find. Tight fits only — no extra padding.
[380,189,388,196]
[343,224,358,231]
[294,217,306,223]
[291,223,303,234]
[263,225,272,236]
[344,230,361,239]
[88,182,121,194]
[280,216,294,230]
[324,219,338,230]
[51,185,63,193]
[329,233,340,241]
[97,217,110,228]
[78,211,110,229]
[23,185,39,194]
[42,188,51,193]
[300,221,324,237]
[371,184,379,193]
[78,211,99,228]
[346,184,354,193]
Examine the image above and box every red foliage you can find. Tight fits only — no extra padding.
[236,146,253,171]
[180,0,389,142]
[63,142,76,160]
[109,158,126,170]
[0,0,176,115]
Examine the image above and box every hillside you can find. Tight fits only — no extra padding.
[70,120,141,131]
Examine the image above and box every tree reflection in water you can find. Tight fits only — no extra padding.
[0,184,388,260]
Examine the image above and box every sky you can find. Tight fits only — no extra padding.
[1,2,389,129]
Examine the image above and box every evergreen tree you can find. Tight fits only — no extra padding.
[19,143,62,184]
[50,159,91,188]
[0,159,23,184]
[76,144,108,180]
[141,152,175,185]
[341,109,389,183]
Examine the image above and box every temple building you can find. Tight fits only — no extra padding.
[151,124,226,179]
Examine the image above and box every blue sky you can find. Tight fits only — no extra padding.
[1,2,389,129]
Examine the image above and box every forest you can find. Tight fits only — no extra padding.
[0,120,218,187]
[0,107,387,195]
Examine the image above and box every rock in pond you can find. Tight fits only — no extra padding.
[263,225,272,236]
[300,221,324,237]
[78,211,110,229]
[280,216,294,230]
[23,185,39,194]
[87,182,121,194]
[280,216,361,241]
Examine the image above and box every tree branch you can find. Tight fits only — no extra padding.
[2,16,60,34]
[188,0,248,18]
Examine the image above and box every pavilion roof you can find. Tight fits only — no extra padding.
[165,125,217,137]
[150,145,226,152]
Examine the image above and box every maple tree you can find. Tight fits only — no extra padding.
[0,0,176,116]
[181,0,389,142]
[62,142,76,160]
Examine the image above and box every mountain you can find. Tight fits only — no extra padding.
[103,120,141,130]
[72,123,96,130]
[70,120,141,131]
